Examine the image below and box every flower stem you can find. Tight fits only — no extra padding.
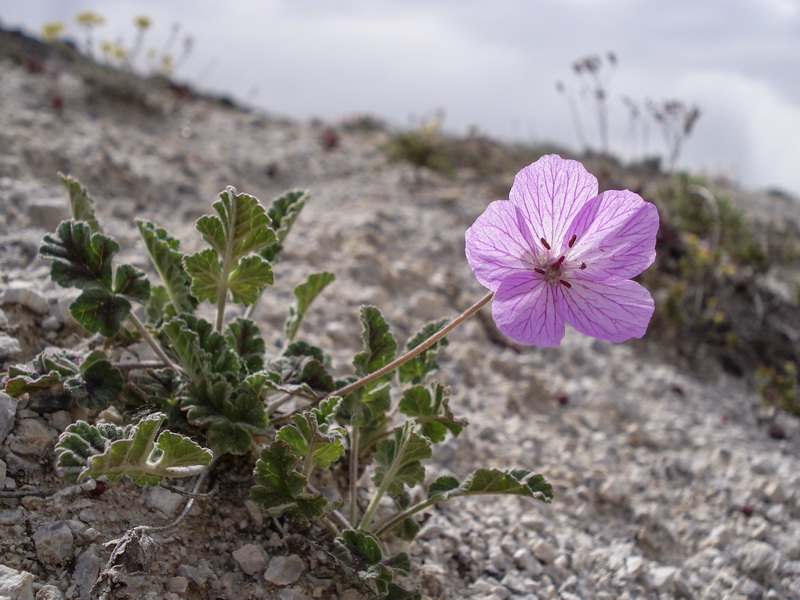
[372,497,438,538]
[127,311,181,373]
[329,291,493,400]
[349,425,360,525]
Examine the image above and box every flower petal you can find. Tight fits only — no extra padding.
[557,278,655,343]
[509,155,598,251]
[466,200,537,290]
[492,273,565,347]
[566,190,659,280]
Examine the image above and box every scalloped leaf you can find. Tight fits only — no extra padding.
[69,288,132,336]
[284,272,335,341]
[397,383,466,443]
[122,368,187,427]
[250,440,328,519]
[228,255,273,305]
[62,350,124,409]
[113,264,150,303]
[183,248,222,303]
[261,189,309,263]
[372,423,432,497]
[136,219,197,315]
[353,306,397,377]
[427,468,553,504]
[267,344,336,397]
[55,420,128,483]
[161,316,212,381]
[275,397,345,469]
[225,318,265,373]
[59,172,101,233]
[40,220,116,290]
[70,414,212,485]
[183,379,267,455]
[398,319,449,384]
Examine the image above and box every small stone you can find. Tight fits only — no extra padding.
[0,308,7,327]
[512,547,542,576]
[489,547,508,573]
[33,521,75,567]
[278,589,308,600]
[35,584,66,599]
[167,576,189,595]
[8,418,56,457]
[28,200,70,231]
[737,540,782,577]
[0,335,23,361]
[0,458,6,487]
[646,566,678,592]
[244,499,264,528]
[74,544,102,600]
[1,281,50,314]
[146,486,184,517]
[531,539,558,564]
[41,315,60,331]
[620,555,645,581]
[232,543,267,577]
[264,555,305,586]
[701,524,732,549]
[0,564,34,600]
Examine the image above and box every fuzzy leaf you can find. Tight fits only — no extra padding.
[113,264,150,303]
[427,468,553,503]
[69,288,132,336]
[372,423,432,497]
[5,365,62,397]
[267,344,336,397]
[228,255,273,305]
[250,440,328,519]
[196,187,277,260]
[353,306,397,377]
[183,248,222,303]
[55,420,128,483]
[161,316,212,381]
[398,319,449,384]
[59,172,101,233]
[276,397,345,469]
[398,383,465,443]
[136,219,197,315]
[78,414,211,485]
[225,318,265,372]
[63,350,124,409]
[183,379,267,455]
[261,190,308,262]
[122,369,187,427]
[284,272,335,341]
[40,220,116,290]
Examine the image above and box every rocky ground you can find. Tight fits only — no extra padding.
[1,28,799,600]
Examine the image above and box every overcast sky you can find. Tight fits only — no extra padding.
[4,1,800,196]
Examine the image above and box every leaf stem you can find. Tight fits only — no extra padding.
[358,421,411,531]
[372,497,438,538]
[349,424,360,525]
[329,291,493,400]
[127,311,181,374]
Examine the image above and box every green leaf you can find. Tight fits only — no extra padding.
[136,219,197,315]
[427,468,553,504]
[59,172,101,233]
[196,187,277,260]
[63,350,124,409]
[122,369,186,426]
[250,440,328,519]
[183,248,222,303]
[162,315,239,382]
[261,189,308,262]
[161,316,212,382]
[69,288,132,336]
[353,306,397,377]
[183,379,267,455]
[335,529,383,568]
[284,272,335,341]
[113,264,150,303]
[397,319,449,384]
[68,414,212,485]
[228,255,273,305]
[40,220,117,290]
[397,383,466,443]
[275,397,345,469]
[225,318,265,372]
[55,420,128,483]
[391,493,421,541]
[267,345,336,397]
[372,423,432,497]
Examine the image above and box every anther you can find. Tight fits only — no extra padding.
[580,262,587,270]
[534,268,546,275]
[559,279,572,288]
[556,256,565,265]
[540,237,551,250]
[568,234,577,248]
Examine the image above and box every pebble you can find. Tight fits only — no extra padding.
[646,565,678,592]
[35,585,65,600]
[0,564,34,600]
[232,543,268,577]
[0,334,22,361]
[167,576,189,595]
[74,544,102,600]
[0,392,16,443]
[1,281,50,314]
[531,540,558,565]
[264,555,305,586]
[7,418,55,457]
[146,486,185,517]
[33,521,75,567]
[27,199,70,231]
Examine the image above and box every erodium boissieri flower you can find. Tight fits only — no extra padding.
[465,154,659,347]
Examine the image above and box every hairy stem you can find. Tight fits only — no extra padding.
[127,311,181,373]
[358,422,412,531]
[372,498,438,538]
[330,291,494,401]
[349,424,360,525]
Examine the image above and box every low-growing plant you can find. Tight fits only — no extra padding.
[6,155,660,596]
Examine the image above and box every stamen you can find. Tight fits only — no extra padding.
[556,256,565,265]
[568,234,577,248]
[559,279,572,288]
[534,268,546,275]
[580,262,587,270]
[540,237,551,250]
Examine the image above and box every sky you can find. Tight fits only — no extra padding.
[3,0,800,196]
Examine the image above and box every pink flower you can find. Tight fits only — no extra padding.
[465,154,659,347]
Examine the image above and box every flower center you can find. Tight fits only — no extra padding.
[533,237,587,289]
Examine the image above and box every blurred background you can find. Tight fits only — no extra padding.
[3,0,800,197]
